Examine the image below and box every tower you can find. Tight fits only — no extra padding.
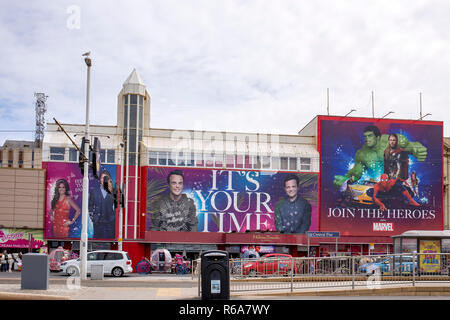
[116,69,151,239]
[34,92,48,148]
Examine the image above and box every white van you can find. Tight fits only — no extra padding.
[61,250,133,277]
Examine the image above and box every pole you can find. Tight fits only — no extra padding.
[419,92,423,120]
[80,53,92,280]
[351,256,355,290]
[371,91,375,118]
[118,143,124,251]
[28,233,33,253]
[327,88,330,116]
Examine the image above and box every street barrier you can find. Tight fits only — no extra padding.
[196,253,450,295]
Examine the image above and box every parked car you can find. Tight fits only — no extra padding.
[348,180,376,205]
[358,255,417,275]
[61,250,132,277]
[242,253,295,276]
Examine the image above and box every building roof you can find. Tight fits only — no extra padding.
[122,68,147,96]
[123,68,144,86]
[392,230,450,238]
[2,140,36,148]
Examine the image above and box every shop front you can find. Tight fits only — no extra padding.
[0,228,45,254]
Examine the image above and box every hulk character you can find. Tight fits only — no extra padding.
[333,125,427,188]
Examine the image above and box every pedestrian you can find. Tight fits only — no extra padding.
[1,250,8,272]
[7,253,14,272]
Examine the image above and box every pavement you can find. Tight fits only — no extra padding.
[2,272,450,300]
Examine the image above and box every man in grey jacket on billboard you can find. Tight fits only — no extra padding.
[151,169,198,232]
[274,174,312,234]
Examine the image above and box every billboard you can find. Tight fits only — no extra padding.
[44,162,118,240]
[146,167,318,233]
[319,116,443,236]
[419,239,441,273]
[0,228,44,249]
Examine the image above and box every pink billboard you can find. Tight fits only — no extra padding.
[0,228,44,249]
[44,162,118,240]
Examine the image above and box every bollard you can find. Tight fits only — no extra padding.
[91,264,104,280]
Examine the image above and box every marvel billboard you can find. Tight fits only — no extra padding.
[318,116,443,236]
[146,167,318,234]
[44,162,118,240]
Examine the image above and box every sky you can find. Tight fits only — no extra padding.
[1,0,450,145]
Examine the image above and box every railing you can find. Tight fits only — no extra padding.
[222,253,450,293]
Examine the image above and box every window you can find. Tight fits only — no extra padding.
[168,153,175,166]
[8,150,13,167]
[300,157,311,171]
[158,152,168,166]
[87,253,97,261]
[18,151,23,168]
[215,154,223,167]
[272,157,280,170]
[262,156,271,169]
[235,155,244,168]
[225,154,234,168]
[289,157,297,171]
[187,152,195,166]
[195,153,204,167]
[280,157,288,170]
[50,147,65,161]
[149,151,157,165]
[0,150,2,166]
[69,148,78,162]
[177,152,185,166]
[100,149,115,164]
[204,152,214,167]
[253,156,261,169]
[105,252,123,260]
[244,155,252,169]
[107,150,115,163]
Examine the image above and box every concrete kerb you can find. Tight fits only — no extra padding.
[0,291,71,300]
[231,286,450,297]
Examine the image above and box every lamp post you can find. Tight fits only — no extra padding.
[344,109,356,117]
[418,113,432,120]
[381,111,394,119]
[118,142,124,251]
[80,52,92,280]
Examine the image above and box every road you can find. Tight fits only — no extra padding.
[1,271,450,301]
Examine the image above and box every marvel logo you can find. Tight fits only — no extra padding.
[373,222,394,232]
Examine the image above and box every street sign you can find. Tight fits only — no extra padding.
[306,231,340,238]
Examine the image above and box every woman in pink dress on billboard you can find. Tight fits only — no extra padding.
[50,179,81,238]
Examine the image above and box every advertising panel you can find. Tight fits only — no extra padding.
[319,116,443,236]
[146,167,318,233]
[44,162,118,240]
[0,228,44,249]
[419,239,441,273]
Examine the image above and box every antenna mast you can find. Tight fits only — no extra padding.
[34,92,48,147]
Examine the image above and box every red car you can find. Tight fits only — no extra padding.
[242,253,295,276]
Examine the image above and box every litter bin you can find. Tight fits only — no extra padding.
[21,253,49,290]
[201,250,229,300]
[91,264,104,280]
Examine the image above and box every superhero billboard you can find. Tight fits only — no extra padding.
[146,167,318,234]
[319,116,443,236]
[44,162,118,240]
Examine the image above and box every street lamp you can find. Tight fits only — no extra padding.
[118,142,124,251]
[344,109,356,117]
[418,113,432,120]
[79,51,92,280]
[381,111,394,119]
